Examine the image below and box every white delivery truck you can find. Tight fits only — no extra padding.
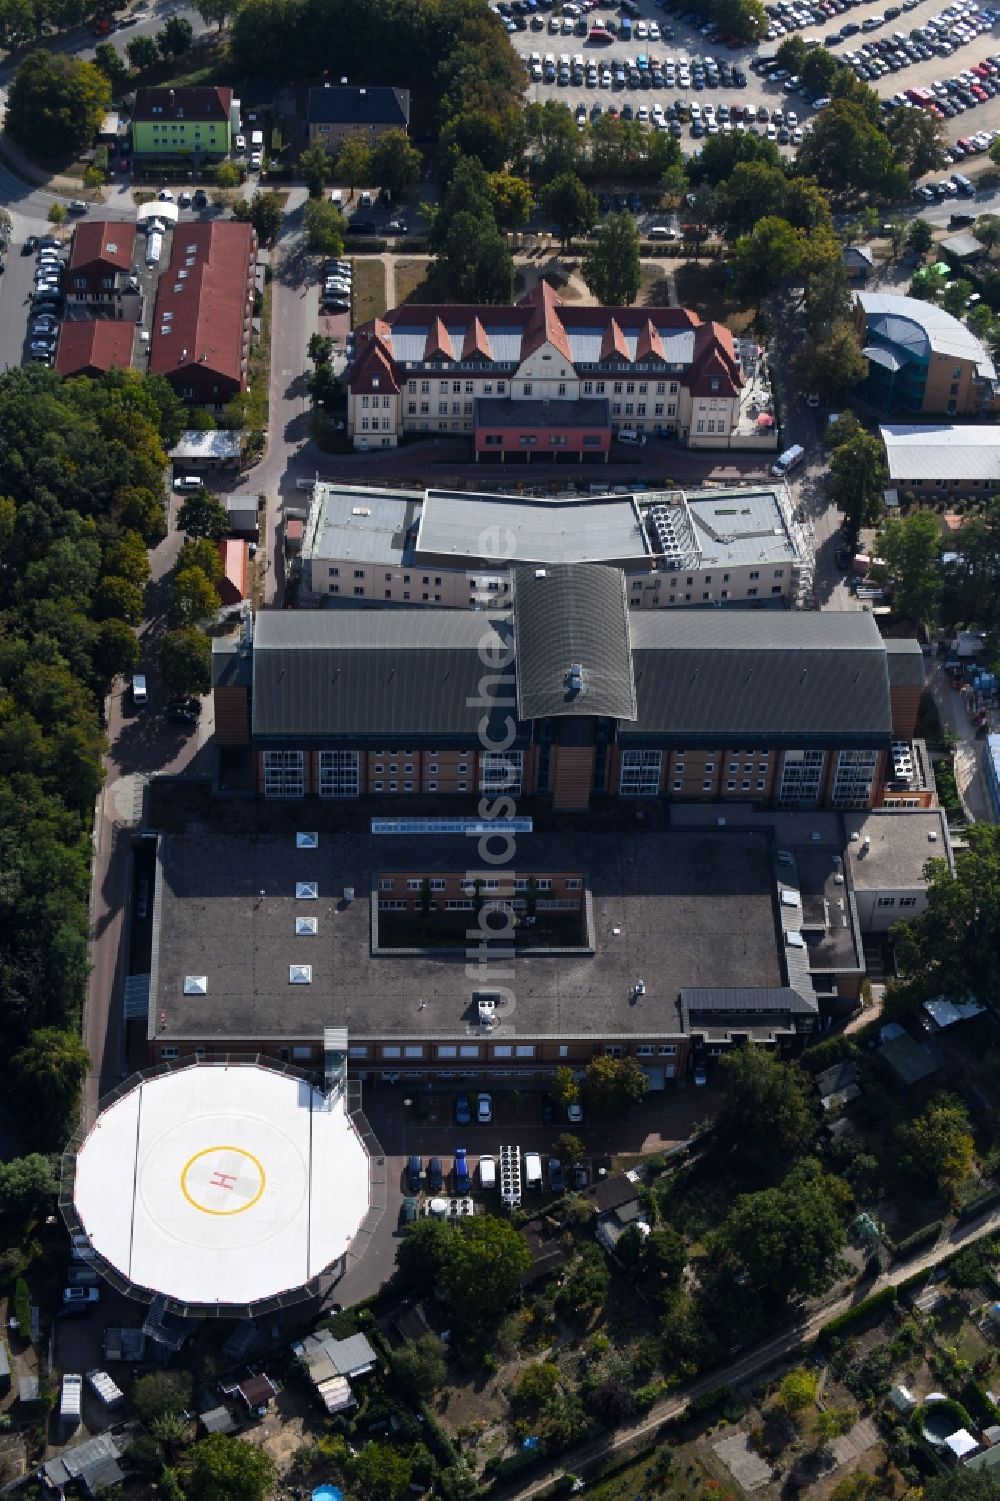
[524,1152,543,1189]
[60,1373,82,1424]
[771,443,805,477]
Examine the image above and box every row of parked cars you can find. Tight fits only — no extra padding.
[536,46,750,88]
[23,236,68,365]
[403,1150,590,1204]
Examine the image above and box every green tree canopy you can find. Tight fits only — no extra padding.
[159,628,212,698]
[541,172,598,249]
[170,567,221,628]
[233,190,283,245]
[550,1067,580,1110]
[488,172,534,232]
[908,217,935,257]
[582,210,641,306]
[193,0,238,28]
[391,1334,447,1399]
[10,1028,90,1148]
[715,1046,817,1171]
[779,1366,819,1413]
[92,42,128,89]
[886,106,947,178]
[177,488,229,541]
[878,510,941,629]
[299,143,330,198]
[795,99,897,193]
[132,1371,193,1426]
[796,323,867,400]
[303,197,347,256]
[713,1172,846,1299]
[157,14,194,56]
[0,1154,57,1217]
[582,1054,647,1118]
[336,133,374,196]
[729,215,806,304]
[897,1094,975,1205]
[351,1442,412,1501]
[125,33,160,70]
[440,1215,531,1328]
[372,128,422,198]
[188,1433,275,1501]
[6,50,111,159]
[829,427,887,542]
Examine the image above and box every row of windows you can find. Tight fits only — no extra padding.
[376,875,571,894]
[161,1042,682,1062]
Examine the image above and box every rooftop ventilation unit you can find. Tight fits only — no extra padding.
[478,997,496,1027]
[295,916,318,935]
[289,964,312,984]
[183,975,207,995]
[295,881,318,899]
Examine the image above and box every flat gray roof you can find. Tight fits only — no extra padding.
[416,489,651,567]
[169,429,243,460]
[685,488,800,568]
[880,423,1000,483]
[474,396,610,429]
[150,800,784,1044]
[844,808,951,891]
[304,485,422,569]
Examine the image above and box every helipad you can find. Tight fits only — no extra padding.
[72,1064,370,1310]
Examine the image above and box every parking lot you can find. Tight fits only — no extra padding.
[504,0,1000,161]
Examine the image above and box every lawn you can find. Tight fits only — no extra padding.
[673,260,755,334]
[930,1295,992,1366]
[394,257,445,304]
[582,1435,737,1501]
[352,259,388,324]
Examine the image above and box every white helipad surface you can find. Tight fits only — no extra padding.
[73,1065,370,1307]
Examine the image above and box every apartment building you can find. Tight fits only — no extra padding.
[347,280,775,453]
[306,84,410,154]
[149,221,257,409]
[299,483,814,611]
[213,562,922,812]
[855,292,1000,417]
[64,220,137,306]
[881,423,1000,497]
[131,86,239,160]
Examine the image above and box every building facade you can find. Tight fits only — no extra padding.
[855,292,1000,417]
[65,220,138,306]
[307,84,410,153]
[881,422,1000,496]
[299,483,814,611]
[213,563,922,813]
[347,280,775,453]
[131,86,238,160]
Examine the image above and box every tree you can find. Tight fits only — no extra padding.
[215,160,241,192]
[885,218,907,256]
[714,1175,846,1300]
[641,1226,685,1287]
[908,217,935,257]
[233,190,283,245]
[879,510,941,629]
[157,14,193,57]
[351,1443,412,1501]
[891,825,1000,1013]
[10,1029,90,1147]
[729,216,805,304]
[512,1361,560,1415]
[488,171,534,233]
[796,100,897,194]
[553,1132,585,1164]
[976,214,1000,255]
[299,143,329,198]
[193,0,239,29]
[0,1154,57,1217]
[778,1367,819,1414]
[159,628,212,697]
[125,33,160,70]
[395,1215,457,1292]
[440,1216,531,1328]
[440,110,517,173]
[801,45,841,97]
[132,1371,193,1426]
[372,128,422,198]
[715,1046,817,1171]
[775,34,806,73]
[898,1094,975,1206]
[582,211,641,306]
[582,1055,647,1118]
[188,1434,275,1501]
[6,50,111,160]
[922,1471,1000,1501]
[47,202,67,227]
[93,574,145,626]
[829,427,887,541]
[93,42,127,90]
[887,106,947,178]
[303,197,346,256]
[177,487,229,541]
[796,323,867,401]
[550,1066,579,1111]
[541,172,598,249]
[94,618,140,683]
[943,277,974,318]
[523,100,584,182]
[178,537,224,584]
[392,1335,447,1399]
[337,134,374,198]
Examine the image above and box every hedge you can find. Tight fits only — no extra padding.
[817,1285,898,1346]
[891,1221,943,1261]
[13,1278,30,1340]
[958,1187,1000,1221]
[686,1383,732,1419]
[962,1380,1000,1427]
[417,1399,462,1471]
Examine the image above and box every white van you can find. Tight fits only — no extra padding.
[478,1155,496,1190]
[131,674,147,707]
[617,428,647,446]
[330,189,344,207]
[173,474,202,491]
[647,225,679,240]
[524,1152,543,1189]
[771,443,805,477]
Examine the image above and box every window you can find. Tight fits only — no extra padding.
[566,877,582,890]
[319,750,358,798]
[264,750,303,799]
[161,1047,179,1060]
[523,382,533,396]
[636,1045,654,1057]
[659,1044,677,1056]
[493,1045,513,1058]
[515,1044,535,1057]
[406,879,422,891]
[348,1045,368,1059]
[382,1046,401,1059]
[404,1045,423,1058]
[779,749,826,807]
[378,878,394,892]
[438,1045,457,1058]
[832,749,878,809]
[899,896,918,908]
[459,1044,479,1058]
[877,896,896,908]
[481,750,523,796]
[430,879,446,892]
[619,748,661,797]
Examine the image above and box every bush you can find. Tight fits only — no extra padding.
[891,1221,943,1261]
[818,1286,898,1346]
[958,1187,1000,1220]
[12,1278,30,1339]
[962,1380,1000,1427]
[687,1384,732,1419]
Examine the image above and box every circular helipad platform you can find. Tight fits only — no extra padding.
[73,1064,370,1310]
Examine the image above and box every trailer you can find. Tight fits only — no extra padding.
[87,1369,124,1407]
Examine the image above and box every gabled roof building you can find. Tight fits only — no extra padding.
[307,83,410,152]
[150,221,257,409]
[347,280,772,454]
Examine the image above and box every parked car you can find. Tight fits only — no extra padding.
[547,1157,565,1192]
[348,220,378,235]
[455,1092,472,1126]
[29,340,56,356]
[426,1155,443,1193]
[62,1286,99,1305]
[178,191,192,207]
[401,1196,418,1224]
[193,190,209,208]
[567,1100,583,1124]
[250,151,262,170]
[693,1062,708,1086]
[158,189,175,202]
[477,1092,493,1124]
[406,1154,422,1192]
[571,1162,589,1189]
[454,1148,470,1193]
[68,200,88,214]
[21,236,38,255]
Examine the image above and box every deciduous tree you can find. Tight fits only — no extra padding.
[828,427,887,541]
[303,197,346,256]
[159,628,212,698]
[716,1046,817,1170]
[582,210,641,305]
[157,14,193,56]
[582,1054,647,1118]
[713,1175,845,1300]
[897,1094,975,1205]
[6,50,110,159]
[907,217,934,257]
[541,171,598,249]
[125,33,159,70]
[177,488,229,541]
[488,172,534,233]
[336,134,374,199]
[441,1216,531,1327]
[188,1433,275,1501]
[879,510,941,629]
[10,1029,90,1148]
[299,143,329,198]
[371,128,422,198]
[93,42,127,89]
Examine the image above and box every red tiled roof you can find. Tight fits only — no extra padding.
[216,539,248,606]
[426,315,453,362]
[133,86,233,123]
[461,317,492,362]
[54,320,133,377]
[150,221,256,389]
[68,220,136,274]
[599,317,630,363]
[687,321,742,397]
[351,339,400,396]
[519,279,573,362]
